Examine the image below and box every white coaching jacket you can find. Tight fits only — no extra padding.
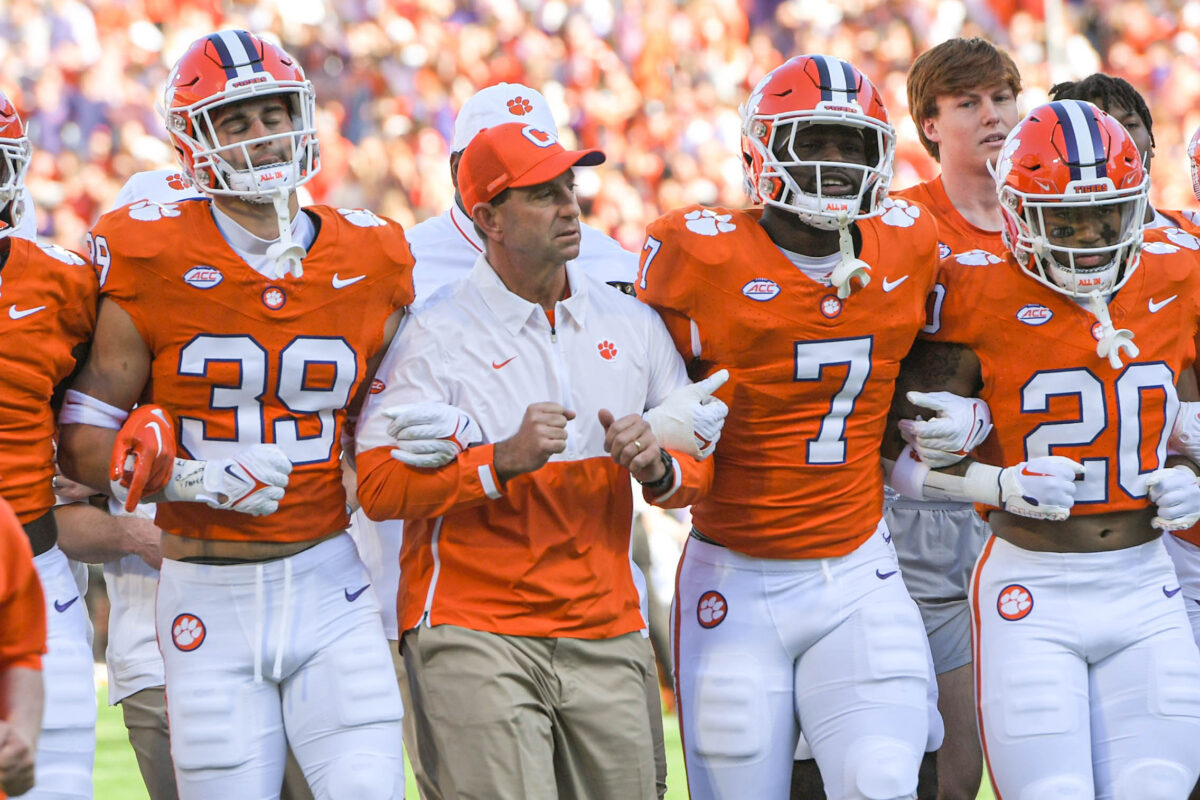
[356,255,710,639]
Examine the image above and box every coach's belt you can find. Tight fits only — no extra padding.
[23,510,58,556]
[689,528,726,548]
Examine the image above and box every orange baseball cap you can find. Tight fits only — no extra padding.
[458,122,605,213]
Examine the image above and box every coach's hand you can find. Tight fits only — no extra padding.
[599,409,668,485]
[493,403,574,483]
[998,456,1086,522]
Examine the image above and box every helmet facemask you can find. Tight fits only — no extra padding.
[999,178,1147,297]
[746,110,894,231]
[0,134,31,239]
[166,83,318,205]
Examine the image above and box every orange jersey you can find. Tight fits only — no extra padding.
[894,177,1006,262]
[93,201,413,543]
[638,203,939,559]
[0,496,45,671]
[927,238,1200,516]
[0,238,97,523]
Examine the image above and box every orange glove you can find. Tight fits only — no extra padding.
[109,405,176,512]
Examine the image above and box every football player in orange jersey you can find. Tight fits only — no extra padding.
[639,55,938,800]
[874,38,1023,800]
[58,31,409,798]
[0,88,102,800]
[0,495,46,798]
[887,100,1200,799]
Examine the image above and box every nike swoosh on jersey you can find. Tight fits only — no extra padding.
[332,273,367,289]
[875,569,898,580]
[54,596,80,613]
[1163,585,1182,598]
[345,584,371,602]
[492,356,517,369]
[881,276,909,292]
[1148,295,1178,313]
[9,304,47,319]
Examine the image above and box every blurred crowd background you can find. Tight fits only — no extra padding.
[4,0,1200,254]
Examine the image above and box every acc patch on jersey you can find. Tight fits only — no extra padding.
[997,584,1033,621]
[697,590,727,628]
[1016,304,1053,326]
[183,265,223,289]
[172,613,207,651]
[741,278,780,302]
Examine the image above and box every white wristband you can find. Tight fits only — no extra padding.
[888,445,1002,506]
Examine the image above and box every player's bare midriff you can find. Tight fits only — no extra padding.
[162,529,343,562]
[990,506,1159,553]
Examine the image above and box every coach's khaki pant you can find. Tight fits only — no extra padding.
[120,685,314,800]
[402,624,656,800]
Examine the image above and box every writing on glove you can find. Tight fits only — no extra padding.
[998,456,1086,522]
[1145,465,1200,532]
[382,402,483,468]
[644,369,730,459]
[163,445,292,516]
[899,391,992,469]
[109,404,177,512]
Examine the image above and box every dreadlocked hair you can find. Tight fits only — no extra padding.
[1048,73,1155,148]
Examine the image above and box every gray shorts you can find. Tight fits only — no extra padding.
[884,490,991,674]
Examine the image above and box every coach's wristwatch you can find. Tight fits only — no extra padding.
[637,449,676,495]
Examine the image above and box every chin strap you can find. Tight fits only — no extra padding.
[830,220,871,299]
[1087,290,1138,369]
[264,188,306,279]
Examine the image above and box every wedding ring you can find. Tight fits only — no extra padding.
[634,440,643,452]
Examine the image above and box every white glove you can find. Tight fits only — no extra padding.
[899,391,993,468]
[1169,401,1200,462]
[1145,466,1200,531]
[383,402,483,468]
[644,369,730,459]
[162,445,292,516]
[997,456,1086,521]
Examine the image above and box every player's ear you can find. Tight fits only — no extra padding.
[921,115,941,145]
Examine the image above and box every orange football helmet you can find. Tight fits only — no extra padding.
[161,30,319,201]
[0,90,31,238]
[740,55,894,230]
[996,100,1147,297]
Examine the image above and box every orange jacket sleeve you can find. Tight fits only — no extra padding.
[0,499,46,672]
[357,443,503,521]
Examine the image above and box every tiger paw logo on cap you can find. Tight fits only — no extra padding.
[507,97,534,116]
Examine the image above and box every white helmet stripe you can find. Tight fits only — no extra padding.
[1055,100,1103,183]
[209,30,262,81]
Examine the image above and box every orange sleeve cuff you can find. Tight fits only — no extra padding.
[643,449,713,508]
[357,443,503,521]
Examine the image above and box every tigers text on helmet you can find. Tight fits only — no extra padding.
[740,55,895,231]
[161,30,319,202]
[995,100,1147,298]
[0,91,31,239]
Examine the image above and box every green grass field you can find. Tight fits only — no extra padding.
[94,691,995,799]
